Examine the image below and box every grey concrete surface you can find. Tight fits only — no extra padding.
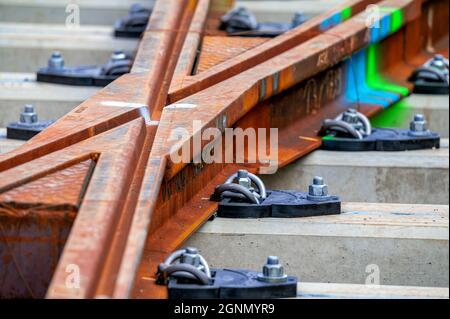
[296,282,449,299]
[0,128,23,154]
[262,140,449,205]
[186,202,449,288]
[0,0,336,25]
[371,94,449,138]
[0,0,153,25]
[0,23,138,72]
[237,0,343,22]
[0,72,98,127]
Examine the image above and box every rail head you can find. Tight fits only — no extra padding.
[0,0,446,300]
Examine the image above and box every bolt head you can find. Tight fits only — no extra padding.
[313,176,324,185]
[48,51,64,70]
[237,169,248,178]
[431,55,448,70]
[342,109,359,123]
[19,105,38,124]
[257,256,288,283]
[24,104,34,114]
[111,50,127,61]
[410,114,428,133]
[309,176,328,197]
[263,263,284,278]
[266,256,279,265]
[237,169,251,189]
[292,12,307,27]
[185,247,198,254]
[341,108,365,133]
[181,247,200,267]
[414,114,425,122]
[431,60,446,70]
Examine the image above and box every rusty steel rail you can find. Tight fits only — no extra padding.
[0,0,448,299]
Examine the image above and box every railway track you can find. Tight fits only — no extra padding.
[0,0,448,300]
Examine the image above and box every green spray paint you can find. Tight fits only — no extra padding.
[366,44,409,97]
[366,6,410,126]
[341,7,352,21]
[380,7,404,33]
[370,98,415,128]
[390,8,404,32]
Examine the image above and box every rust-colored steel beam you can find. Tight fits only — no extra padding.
[168,0,387,103]
[0,0,198,174]
[127,0,443,299]
[0,0,447,299]
[0,0,210,299]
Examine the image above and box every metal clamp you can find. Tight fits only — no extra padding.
[114,3,152,38]
[321,108,371,139]
[320,110,440,151]
[158,247,298,299]
[210,172,341,218]
[408,54,449,94]
[36,51,132,87]
[6,105,54,140]
[211,169,266,204]
[157,247,211,286]
[220,6,307,37]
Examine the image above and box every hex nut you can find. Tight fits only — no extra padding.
[409,114,430,136]
[237,169,252,190]
[181,247,201,267]
[19,105,38,124]
[48,51,64,70]
[308,176,328,196]
[257,256,288,283]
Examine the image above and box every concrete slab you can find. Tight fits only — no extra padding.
[371,94,449,138]
[186,202,449,288]
[297,282,449,299]
[237,0,343,22]
[0,0,153,25]
[0,72,98,127]
[262,140,449,205]
[0,0,332,25]
[0,128,23,154]
[0,22,138,72]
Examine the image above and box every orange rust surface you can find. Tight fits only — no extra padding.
[0,0,197,174]
[46,118,149,299]
[0,160,93,209]
[62,0,450,300]
[0,206,76,221]
[124,0,440,299]
[0,0,447,300]
[168,0,387,103]
[131,62,385,299]
[0,207,74,299]
[196,36,268,73]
